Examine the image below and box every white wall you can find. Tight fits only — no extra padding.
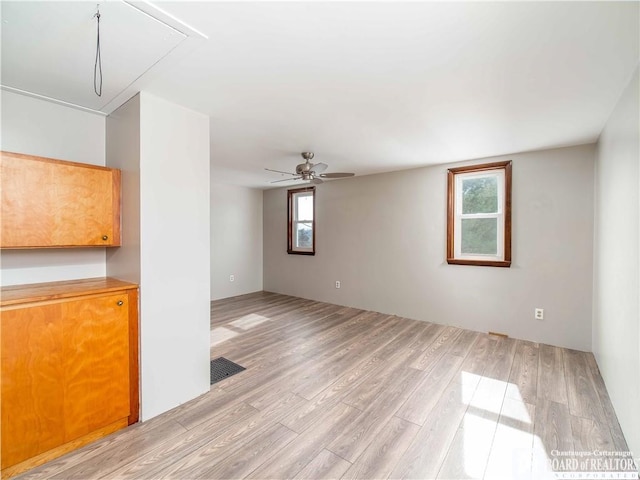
[0,91,107,286]
[210,183,263,300]
[106,92,211,421]
[139,93,211,420]
[264,144,595,351]
[105,94,141,285]
[593,67,639,457]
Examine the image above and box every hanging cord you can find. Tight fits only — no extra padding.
[93,5,102,97]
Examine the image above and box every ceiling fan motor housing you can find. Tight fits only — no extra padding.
[296,162,313,175]
[296,152,315,175]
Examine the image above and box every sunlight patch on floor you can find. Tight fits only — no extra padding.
[484,399,536,480]
[230,313,270,330]
[459,371,544,480]
[210,327,239,346]
[532,435,557,480]
[460,371,482,403]
[470,376,509,416]
[462,413,499,478]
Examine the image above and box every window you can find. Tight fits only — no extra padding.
[288,187,315,255]
[447,161,512,267]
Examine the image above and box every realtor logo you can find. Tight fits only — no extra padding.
[550,450,638,479]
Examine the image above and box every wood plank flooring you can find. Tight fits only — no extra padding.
[15,292,636,480]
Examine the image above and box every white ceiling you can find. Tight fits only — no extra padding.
[2,2,639,189]
[1,1,185,112]
[1,1,205,113]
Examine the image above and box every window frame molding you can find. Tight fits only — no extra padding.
[287,186,316,255]
[447,160,512,267]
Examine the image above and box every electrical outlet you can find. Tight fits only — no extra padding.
[535,308,544,320]
[335,280,341,289]
[229,274,235,282]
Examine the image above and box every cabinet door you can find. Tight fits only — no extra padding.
[1,303,65,469]
[62,293,130,441]
[0,152,121,248]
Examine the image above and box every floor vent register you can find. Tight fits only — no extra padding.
[210,357,246,385]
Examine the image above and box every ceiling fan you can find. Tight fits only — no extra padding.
[265,152,355,184]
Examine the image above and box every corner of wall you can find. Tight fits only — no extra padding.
[592,64,640,459]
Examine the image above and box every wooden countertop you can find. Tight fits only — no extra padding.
[1,277,138,307]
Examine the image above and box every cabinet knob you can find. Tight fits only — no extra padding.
[102,235,109,241]
[117,300,124,306]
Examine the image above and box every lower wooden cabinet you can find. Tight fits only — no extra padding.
[0,278,139,478]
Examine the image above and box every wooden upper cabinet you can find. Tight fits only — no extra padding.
[0,151,121,248]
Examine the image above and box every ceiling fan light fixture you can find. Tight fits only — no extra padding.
[265,152,354,184]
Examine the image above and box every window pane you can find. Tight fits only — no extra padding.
[462,176,498,214]
[297,195,313,220]
[461,218,497,255]
[296,222,313,248]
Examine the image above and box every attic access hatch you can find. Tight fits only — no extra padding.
[1,1,206,114]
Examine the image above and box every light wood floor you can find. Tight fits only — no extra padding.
[16,292,636,480]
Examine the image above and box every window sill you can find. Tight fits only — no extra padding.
[288,250,315,256]
[447,258,511,268]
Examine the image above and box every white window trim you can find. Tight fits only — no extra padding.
[292,191,313,253]
[288,187,315,255]
[453,169,505,262]
[446,160,512,267]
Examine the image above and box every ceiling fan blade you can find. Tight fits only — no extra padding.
[271,176,302,183]
[311,178,324,185]
[312,162,328,173]
[319,172,355,178]
[265,168,297,176]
